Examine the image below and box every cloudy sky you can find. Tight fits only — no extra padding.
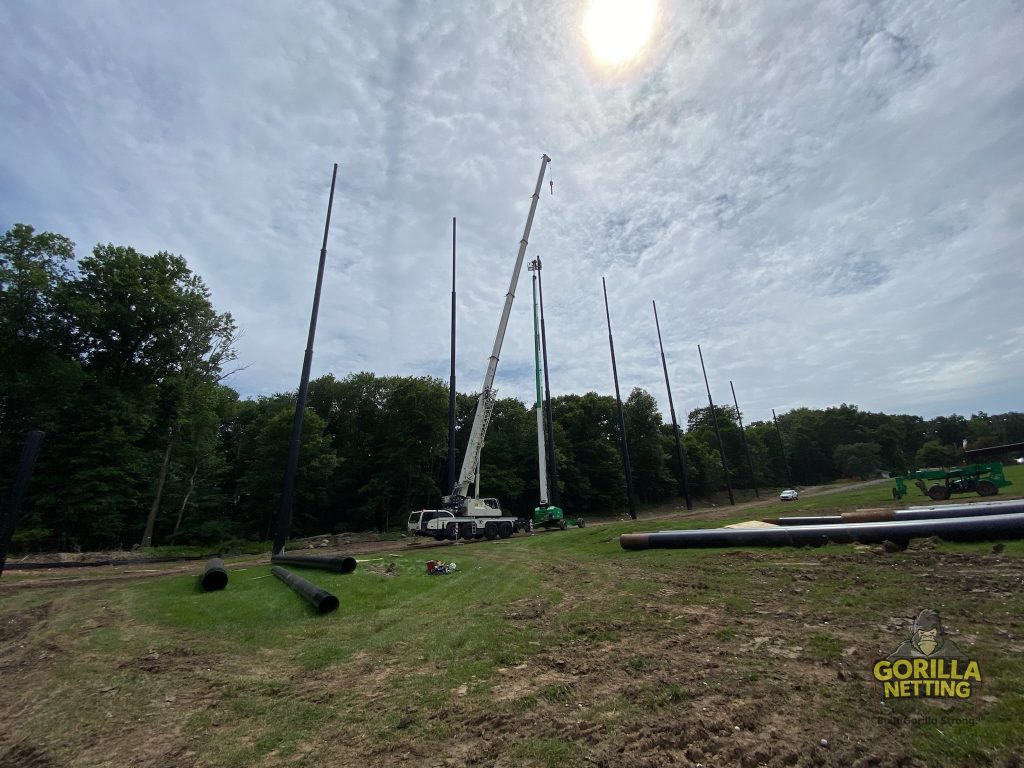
[2,0,1022,423]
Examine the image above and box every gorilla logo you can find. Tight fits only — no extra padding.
[888,610,966,659]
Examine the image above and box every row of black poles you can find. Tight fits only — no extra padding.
[603,286,796,515]
[267,163,792,549]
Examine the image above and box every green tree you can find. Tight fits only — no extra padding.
[915,440,952,469]
[833,442,883,479]
[237,405,339,539]
[623,388,670,504]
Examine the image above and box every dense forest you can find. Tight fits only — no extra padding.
[3,224,1023,551]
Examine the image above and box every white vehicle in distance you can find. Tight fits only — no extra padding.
[779,489,799,501]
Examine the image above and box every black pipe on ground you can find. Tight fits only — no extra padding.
[767,499,1024,526]
[199,558,228,591]
[4,554,211,570]
[620,512,1024,550]
[271,554,357,574]
[271,566,339,614]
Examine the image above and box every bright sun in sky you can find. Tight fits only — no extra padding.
[583,0,658,65]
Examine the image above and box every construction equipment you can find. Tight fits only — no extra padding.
[419,154,551,542]
[892,462,1011,501]
[528,265,583,531]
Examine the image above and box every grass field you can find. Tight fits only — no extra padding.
[2,478,1023,767]
[761,464,1024,515]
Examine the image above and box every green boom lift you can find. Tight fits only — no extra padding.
[892,462,1011,501]
[528,270,583,531]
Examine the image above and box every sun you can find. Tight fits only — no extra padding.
[583,0,658,66]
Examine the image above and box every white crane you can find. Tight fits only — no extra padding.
[408,154,552,542]
[443,154,551,514]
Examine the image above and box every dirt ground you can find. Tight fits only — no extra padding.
[2,505,1023,766]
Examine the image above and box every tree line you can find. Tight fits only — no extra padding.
[3,224,1022,551]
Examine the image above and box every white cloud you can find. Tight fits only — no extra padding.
[1,0,1021,421]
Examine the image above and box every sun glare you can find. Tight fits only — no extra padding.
[583,0,658,66]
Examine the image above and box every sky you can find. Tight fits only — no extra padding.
[2,0,1022,424]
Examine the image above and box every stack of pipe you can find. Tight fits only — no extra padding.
[621,499,1024,550]
[763,499,1024,527]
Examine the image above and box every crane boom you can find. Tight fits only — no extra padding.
[448,154,551,504]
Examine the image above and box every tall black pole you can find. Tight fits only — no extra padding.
[730,380,759,498]
[0,430,44,577]
[447,217,457,495]
[603,278,636,520]
[698,344,735,506]
[535,258,560,508]
[652,301,692,510]
[773,408,794,487]
[273,164,338,555]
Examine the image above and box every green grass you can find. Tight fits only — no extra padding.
[509,736,578,767]
[4,484,1024,767]
[765,463,1024,514]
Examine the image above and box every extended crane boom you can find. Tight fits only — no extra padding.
[445,154,551,509]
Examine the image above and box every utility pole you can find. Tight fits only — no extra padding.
[447,217,457,495]
[0,431,44,577]
[730,380,759,498]
[603,278,636,519]
[273,164,338,555]
[530,257,560,507]
[652,301,692,510]
[773,408,794,487]
[698,344,734,506]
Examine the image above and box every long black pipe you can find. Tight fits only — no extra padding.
[769,499,1024,526]
[271,566,340,614]
[271,553,357,574]
[199,558,228,591]
[0,430,44,577]
[536,258,560,508]
[772,408,793,487]
[652,301,692,510]
[274,164,339,555]
[730,381,758,498]
[620,512,1024,550]
[698,345,734,505]
[602,278,636,519]
[447,217,457,495]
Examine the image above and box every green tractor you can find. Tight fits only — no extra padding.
[533,504,585,531]
[892,462,1011,501]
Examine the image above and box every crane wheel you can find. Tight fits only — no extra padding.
[927,485,950,501]
[498,522,513,539]
[484,522,499,540]
[977,480,998,497]
[459,523,474,540]
[445,523,458,541]
[577,519,586,528]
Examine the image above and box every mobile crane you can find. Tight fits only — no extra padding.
[408,154,551,542]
